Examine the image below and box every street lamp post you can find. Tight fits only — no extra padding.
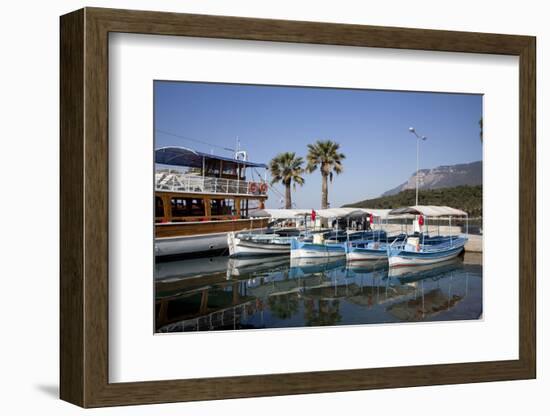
[408,127,427,206]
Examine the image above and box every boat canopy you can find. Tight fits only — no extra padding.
[249,209,311,219]
[249,208,367,219]
[315,208,366,219]
[389,205,468,217]
[155,146,268,169]
[353,208,393,219]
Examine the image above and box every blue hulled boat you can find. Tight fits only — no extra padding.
[290,237,347,259]
[386,206,469,268]
[289,208,370,259]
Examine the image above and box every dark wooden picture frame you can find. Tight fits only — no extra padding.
[60,7,536,408]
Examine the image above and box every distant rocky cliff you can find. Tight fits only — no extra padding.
[382,161,482,197]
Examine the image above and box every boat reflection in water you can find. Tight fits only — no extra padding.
[155,253,482,333]
[386,259,473,321]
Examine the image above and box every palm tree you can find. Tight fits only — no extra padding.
[269,152,305,209]
[306,140,345,209]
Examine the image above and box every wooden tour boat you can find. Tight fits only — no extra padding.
[154,146,270,257]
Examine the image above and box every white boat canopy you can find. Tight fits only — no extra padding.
[314,208,366,219]
[249,208,368,219]
[249,209,311,219]
[353,208,393,219]
[388,205,468,217]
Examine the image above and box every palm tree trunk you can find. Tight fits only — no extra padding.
[285,182,292,209]
[321,173,328,209]
[320,173,329,227]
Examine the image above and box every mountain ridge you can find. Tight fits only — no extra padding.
[382,160,482,197]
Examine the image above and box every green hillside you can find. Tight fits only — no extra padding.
[343,185,482,217]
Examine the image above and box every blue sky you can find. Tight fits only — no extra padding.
[154,81,482,209]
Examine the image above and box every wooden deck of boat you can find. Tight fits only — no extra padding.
[155,217,269,238]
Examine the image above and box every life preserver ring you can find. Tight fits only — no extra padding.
[249,182,258,193]
[259,183,268,193]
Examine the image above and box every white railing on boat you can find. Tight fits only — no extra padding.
[155,172,268,196]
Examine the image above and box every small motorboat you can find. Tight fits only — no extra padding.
[386,205,469,268]
[227,210,315,257]
[345,233,446,262]
[227,231,294,257]
[290,235,347,259]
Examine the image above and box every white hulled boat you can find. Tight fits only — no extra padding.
[227,209,310,257]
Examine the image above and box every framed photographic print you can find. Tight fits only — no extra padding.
[60,7,536,408]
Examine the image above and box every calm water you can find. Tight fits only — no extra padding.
[155,253,482,333]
